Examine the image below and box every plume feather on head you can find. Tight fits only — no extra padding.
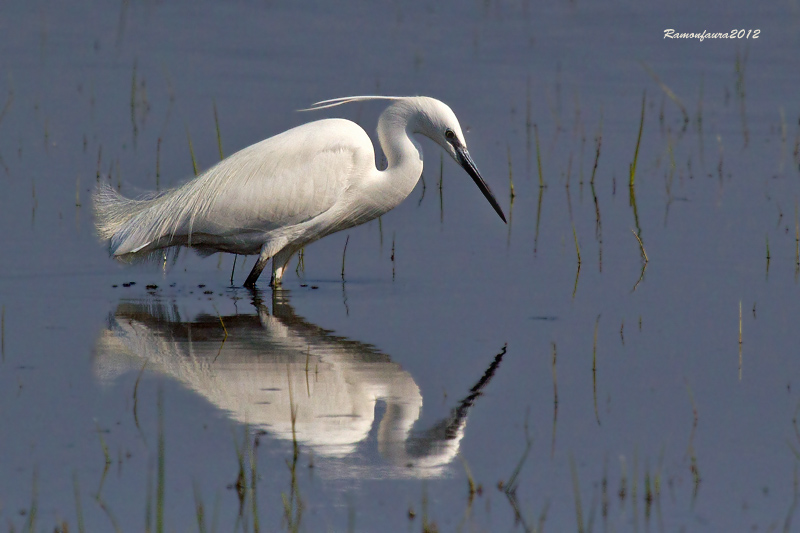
[299,95,405,112]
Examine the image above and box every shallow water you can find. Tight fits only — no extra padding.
[1,0,799,531]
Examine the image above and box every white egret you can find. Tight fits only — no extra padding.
[94,96,506,288]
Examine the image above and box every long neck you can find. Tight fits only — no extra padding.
[375,105,424,205]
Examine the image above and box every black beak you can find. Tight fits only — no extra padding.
[456,146,507,223]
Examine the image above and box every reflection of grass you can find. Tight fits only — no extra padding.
[664,131,676,202]
[643,459,660,522]
[506,141,516,237]
[629,90,646,188]
[533,183,544,255]
[283,369,303,533]
[795,203,800,274]
[32,177,37,222]
[24,467,38,533]
[641,62,689,130]
[571,223,581,298]
[503,412,532,495]
[507,144,515,200]
[506,190,515,245]
[589,119,602,187]
[569,455,584,533]
[551,342,558,458]
[417,172,427,207]
[157,388,165,533]
[438,153,444,223]
[590,163,603,271]
[460,454,478,504]
[779,107,788,175]
[192,481,208,533]
[420,482,437,533]
[526,76,532,175]
[618,455,628,503]
[631,228,649,263]
[96,421,112,468]
[96,145,103,181]
[74,472,86,533]
[133,361,147,442]
[685,381,701,502]
[739,300,743,381]
[534,123,544,188]
[632,451,639,526]
[592,314,601,426]
[627,93,646,279]
[250,432,260,533]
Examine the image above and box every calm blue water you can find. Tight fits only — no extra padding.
[1,0,799,531]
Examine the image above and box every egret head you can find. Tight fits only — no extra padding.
[306,95,507,224]
[409,97,507,224]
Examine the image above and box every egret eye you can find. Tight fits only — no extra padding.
[445,129,455,141]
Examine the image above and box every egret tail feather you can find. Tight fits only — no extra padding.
[93,183,156,240]
[93,183,180,264]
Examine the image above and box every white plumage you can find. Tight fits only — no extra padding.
[94,96,506,287]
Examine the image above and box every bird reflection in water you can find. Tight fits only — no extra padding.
[94,291,505,478]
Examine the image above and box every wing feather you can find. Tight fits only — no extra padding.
[98,118,374,259]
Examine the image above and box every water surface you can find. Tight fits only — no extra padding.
[1,0,799,531]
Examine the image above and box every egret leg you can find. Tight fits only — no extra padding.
[244,255,270,288]
[269,269,283,287]
[229,254,238,286]
[271,246,300,286]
